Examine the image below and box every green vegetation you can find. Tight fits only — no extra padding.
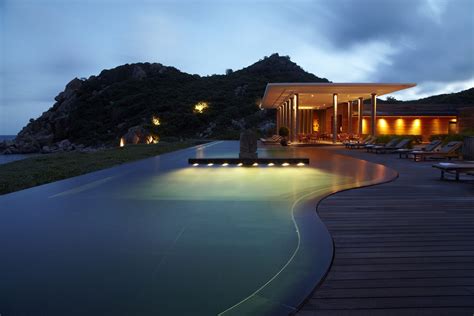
[429,131,474,144]
[375,134,422,147]
[18,53,328,150]
[0,141,203,195]
[278,126,290,137]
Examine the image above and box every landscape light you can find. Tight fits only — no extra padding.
[193,163,199,166]
[194,102,209,114]
[267,163,274,166]
[252,162,258,166]
[152,115,161,126]
[207,163,214,166]
[297,162,305,166]
[282,162,289,167]
[222,163,229,166]
[237,163,243,167]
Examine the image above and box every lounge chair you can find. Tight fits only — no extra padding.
[432,162,474,180]
[367,138,399,153]
[347,136,375,149]
[409,141,462,162]
[260,135,282,144]
[397,140,442,159]
[374,138,411,154]
[345,135,371,148]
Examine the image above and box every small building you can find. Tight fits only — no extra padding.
[261,83,460,142]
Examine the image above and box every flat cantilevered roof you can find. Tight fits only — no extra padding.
[261,83,416,109]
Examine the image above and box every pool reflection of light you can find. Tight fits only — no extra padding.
[130,167,352,201]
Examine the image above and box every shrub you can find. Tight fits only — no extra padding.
[279,126,290,137]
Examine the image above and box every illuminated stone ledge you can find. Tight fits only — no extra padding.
[188,158,309,167]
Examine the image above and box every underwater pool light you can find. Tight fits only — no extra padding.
[188,158,309,167]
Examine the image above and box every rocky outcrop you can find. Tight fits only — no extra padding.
[120,126,156,146]
[2,77,84,154]
[2,56,331,154]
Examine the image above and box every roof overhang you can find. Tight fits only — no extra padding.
[261,83,416,109]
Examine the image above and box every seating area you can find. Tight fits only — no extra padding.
[341,135,472,181]
[297,132,360,144]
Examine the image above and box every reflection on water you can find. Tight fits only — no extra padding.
[126,167,351,201]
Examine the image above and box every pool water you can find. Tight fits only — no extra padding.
[0,141,391,315]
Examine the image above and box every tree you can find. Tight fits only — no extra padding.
[386,96,398,102]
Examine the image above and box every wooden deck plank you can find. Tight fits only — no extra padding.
[296,147,474,315]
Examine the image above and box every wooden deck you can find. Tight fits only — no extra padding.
[296,148,474,315]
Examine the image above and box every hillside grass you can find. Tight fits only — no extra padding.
[0,141,204,195]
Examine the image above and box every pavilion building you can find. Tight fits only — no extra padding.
[260,83,458,143]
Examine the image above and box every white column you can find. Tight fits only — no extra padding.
[358,97,363,135]
[371,93,377,136]
[333,93,338,143]
[276,107,280,133]
[292,94,299,143]
[347,101,352,134]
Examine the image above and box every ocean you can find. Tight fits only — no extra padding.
[0,135,34,165]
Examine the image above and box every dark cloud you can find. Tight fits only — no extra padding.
[1,0,473,133]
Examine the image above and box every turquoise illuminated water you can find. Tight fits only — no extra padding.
[0,141,393,315]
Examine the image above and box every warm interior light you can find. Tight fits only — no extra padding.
[193,163,199,166]
[152,115,161,126]
[377,118,389,134]
[267,163,274,166]
[237,163,243,167]
[194,102,209,114]
[222,163,229,166]
[297,162,305,166]
[207,163,214,166]
[119,138,125,147]
[282,162,289,166]
[252,162,258,166]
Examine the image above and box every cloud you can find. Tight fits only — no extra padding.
[1,0,473,134]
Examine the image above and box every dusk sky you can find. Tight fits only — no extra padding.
[1,0,473,134]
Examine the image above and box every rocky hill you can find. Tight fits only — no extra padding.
[1,53,473,154]
[1,54,328,154]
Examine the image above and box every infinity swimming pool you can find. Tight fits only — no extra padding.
[0,141,392,315]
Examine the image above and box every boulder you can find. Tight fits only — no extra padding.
[131,65,147,80]
[121,126,153,146]
[63,78,83,99]
[57,139,72,150]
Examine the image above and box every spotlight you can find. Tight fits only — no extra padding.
[297,162,305,166]
[192,163,199,166]
[207,163,214,166]
[282,162,289,167]
[237,163,243,167]
[222,163,229,166]
[267,163,274,166]
[252,162,258,166]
